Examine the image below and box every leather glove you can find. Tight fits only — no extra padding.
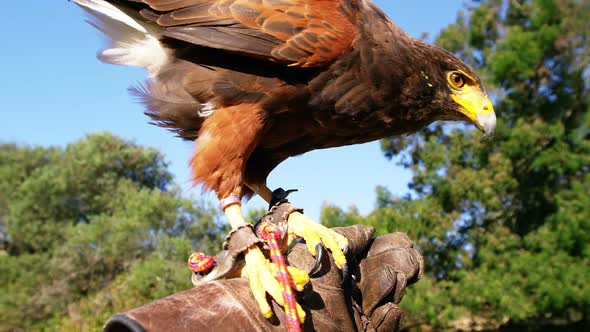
[103,225,423,332]
[353,232,424,332]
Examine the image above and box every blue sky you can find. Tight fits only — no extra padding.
[0,1,465,220]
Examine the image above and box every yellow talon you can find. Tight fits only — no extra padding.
[243,246,307,322]
[243,246,274,318]
[287,211,349,269]
[269,263,310,292]
[288,266,311,292]
[332,250,347,269]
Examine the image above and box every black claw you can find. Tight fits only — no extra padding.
[340,263,349,286]
[308,243,325,276]
[340,246,350,284]
[343,246,350,257]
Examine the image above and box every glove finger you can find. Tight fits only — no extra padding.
[372,303,404,332]
[392,273,407,304]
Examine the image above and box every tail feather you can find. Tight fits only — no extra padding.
[72,0,147,33]
[73,0,214,140]
[72,0,169,76]
[130,80,205,140]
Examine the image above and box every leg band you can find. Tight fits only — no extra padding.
[220,194,241,210]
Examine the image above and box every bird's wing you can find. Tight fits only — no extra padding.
[138,0,361,67]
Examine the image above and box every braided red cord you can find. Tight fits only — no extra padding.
[257,221,302,332]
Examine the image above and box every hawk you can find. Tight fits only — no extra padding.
[73,0,495,323]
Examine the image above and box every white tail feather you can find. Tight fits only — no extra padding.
[72,0,169,76]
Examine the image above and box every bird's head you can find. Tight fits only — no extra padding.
[408,43,496,141]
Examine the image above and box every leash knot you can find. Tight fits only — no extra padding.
[187,252,215,274]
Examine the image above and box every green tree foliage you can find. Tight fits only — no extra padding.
[324,0,589,329]
[0,133,225,331]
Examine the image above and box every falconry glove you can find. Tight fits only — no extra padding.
[103,225,424,332]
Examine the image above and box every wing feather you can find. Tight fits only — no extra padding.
[139,0,361,67]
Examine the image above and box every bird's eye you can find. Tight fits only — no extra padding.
[449,72,466,89]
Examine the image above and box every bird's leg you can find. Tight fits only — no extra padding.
[186,103,307,326]
[247,184,349,275]
[246,182,273,203]
[221,194,249,227]
[190,104,308,324]
[221,195,308,323]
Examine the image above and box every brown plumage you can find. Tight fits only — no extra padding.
[74,0,496,201]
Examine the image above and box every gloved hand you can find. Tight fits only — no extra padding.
[353,231,424,331]
[103,225,423,332]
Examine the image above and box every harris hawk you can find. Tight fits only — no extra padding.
[73,0,496,324]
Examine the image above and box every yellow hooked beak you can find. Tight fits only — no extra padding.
[451,87,496,142]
